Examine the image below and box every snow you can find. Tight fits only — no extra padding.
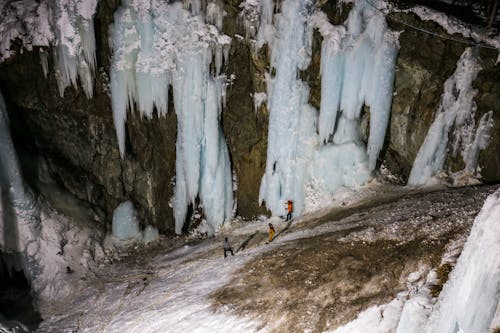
[35,183,497,332]
[330,298,404,333]
[425,189,500,333]
[253,92,267,111]
[0,0,98,98]
[257,0,399,219]
[408,48,494,186]
[110,1,233,235]
[333,187,500,333]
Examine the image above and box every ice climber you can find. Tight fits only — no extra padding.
[285,200,293,221]
[223,237,234,258]
[268,223,275,242]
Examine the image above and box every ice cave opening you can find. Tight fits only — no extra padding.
[0,252,41,332]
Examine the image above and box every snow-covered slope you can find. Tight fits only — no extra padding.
[35,184,498,332]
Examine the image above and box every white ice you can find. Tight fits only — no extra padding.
[0,0,98,98]
[110,0,233,235]
[424,189,500,333]
[408,48,493,186]
[110,201,160,246]
[257,0,399,218]
[112,201,142,242]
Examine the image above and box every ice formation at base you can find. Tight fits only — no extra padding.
[253,0,399,217]
[0,0,98,98]
[110,0,233,235]
[423,189,500,333]
[408,48,494,186]
[0,90,103,306]
[111,201,159,245]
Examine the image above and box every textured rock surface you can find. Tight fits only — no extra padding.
[385,13,500,182]
[0,2,498,234]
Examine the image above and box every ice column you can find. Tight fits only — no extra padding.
[0,93,26,202]
[408,48,492,185]
[257,0,399,217]
[424,189,500,333]
[0,89,37,286]
[52,0,97,98]
[110,1,233,235]
[258,0,317,216]
[317,1,399,171]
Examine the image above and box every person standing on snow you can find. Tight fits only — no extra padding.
[285,200,293,221]
[223,237,234,258]
[268,223,276,242]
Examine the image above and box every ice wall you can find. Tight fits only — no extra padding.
[110,0,233,235]
[408,48,494,186]
[424,189,500,333]
[255,0,399,217]
[0,89,103,305]
[0,0,98,98]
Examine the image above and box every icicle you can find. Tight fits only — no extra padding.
[40,49,49,78]
[462,110,494,172]
[0,91,26,201]
[50,0,97,98]
[256,0,398,217]
[206,2,226,30]
[110,0,233,234]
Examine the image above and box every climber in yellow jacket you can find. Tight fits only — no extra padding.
[268,223,276,242]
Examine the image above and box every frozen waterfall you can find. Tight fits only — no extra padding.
[408,48,494,186]
[0,0,98,98]
[255,0,399,217]
[110,0,233,235]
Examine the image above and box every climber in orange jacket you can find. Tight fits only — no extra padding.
[285,200,293,221]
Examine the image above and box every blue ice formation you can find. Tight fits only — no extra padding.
[408,48,494,186]
[256,0,399,217]
[112,201,142,242]
[110,0,233,234]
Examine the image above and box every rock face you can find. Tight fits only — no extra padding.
[0,2,498,233]
[385,13,500,182]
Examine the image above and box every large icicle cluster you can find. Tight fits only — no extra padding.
[254,0,399,217]
[408,48,494,186]
[0,0,98,98]
[110,0,233,235]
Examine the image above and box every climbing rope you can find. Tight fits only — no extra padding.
[364,0,500,51]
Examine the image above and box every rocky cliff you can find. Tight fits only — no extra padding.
[0,1,498,234]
